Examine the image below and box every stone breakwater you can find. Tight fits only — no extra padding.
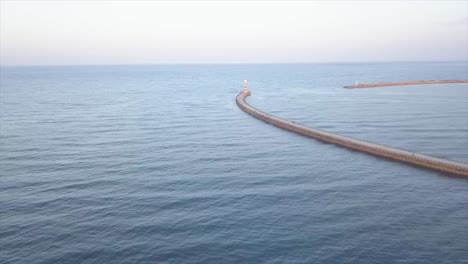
[344,80,468,89]
[236,92,468,177]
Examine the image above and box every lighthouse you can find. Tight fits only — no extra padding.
[243,80,251,96]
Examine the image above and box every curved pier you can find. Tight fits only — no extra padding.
[236,91,468,177]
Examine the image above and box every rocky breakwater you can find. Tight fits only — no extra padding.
[236,91,468,178]
[344,80,468,89]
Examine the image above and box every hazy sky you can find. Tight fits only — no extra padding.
[1,1,467,65]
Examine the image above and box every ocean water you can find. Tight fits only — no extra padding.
[1,62,467,264]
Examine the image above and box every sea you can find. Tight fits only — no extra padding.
[1,62,467,264]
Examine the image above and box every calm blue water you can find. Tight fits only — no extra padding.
[1,62,468,264]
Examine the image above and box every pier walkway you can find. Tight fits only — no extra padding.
[236,91,468,177]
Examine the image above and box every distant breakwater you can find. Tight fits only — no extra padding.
[236,92,468,177]
[344,80,468,89]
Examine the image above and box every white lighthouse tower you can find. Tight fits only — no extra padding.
[243,80,251,96]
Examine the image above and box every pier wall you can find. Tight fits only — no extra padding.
[236,92,468,177]
[344,80,468,89]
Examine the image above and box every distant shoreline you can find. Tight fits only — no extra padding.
[344,80,468,89]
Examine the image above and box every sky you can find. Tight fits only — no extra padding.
[0,0,467,65]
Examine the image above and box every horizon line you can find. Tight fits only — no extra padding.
[1,60,468,68]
